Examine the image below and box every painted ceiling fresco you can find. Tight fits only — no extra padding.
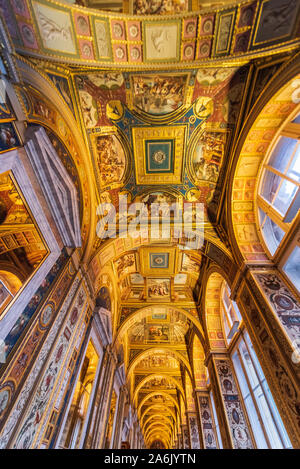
[1,0,299,448]
[75,65,247,248]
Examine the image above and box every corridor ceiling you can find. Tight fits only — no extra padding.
[3,0,300,448]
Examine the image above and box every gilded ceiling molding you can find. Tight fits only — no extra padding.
[146,431,170,447]
[3,0,300,69]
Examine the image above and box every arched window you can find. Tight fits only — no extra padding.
[220,281,242,345]
[257,112,300,292]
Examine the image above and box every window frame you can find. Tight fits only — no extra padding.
[255,107,300,294]
[230,328,292,449]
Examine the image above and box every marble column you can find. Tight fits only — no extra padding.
[195,390,219,449]
[186,412,201,449]
[83,346,116,448]
[112,385,127,449]
[206,352,255,449]
[181,424,190,449]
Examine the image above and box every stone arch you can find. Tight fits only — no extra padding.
[141,404,177,428]
[144,422,173,440]
[126,347,192,382]
[116,304,205,347]
[146,431,170,448]
[142,414,173,433]
[137,391,180,418]
[133,373,185,406]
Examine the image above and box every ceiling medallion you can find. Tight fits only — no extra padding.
[152,150,166,165]
[184,45,194,59]
[153,256,164,266]
[129,24,139,38]
[116,47,125,59]
[113,23,123,38]
[131,47,140,60]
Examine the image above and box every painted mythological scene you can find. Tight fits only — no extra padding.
[133,0,189,15]
[147,278,170,299]
[95,134,126,188]
[192,131,226,184]
[114,253,136,278]
[132,74,187,115]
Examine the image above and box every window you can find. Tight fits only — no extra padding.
[232,331,292,449]
[221,282,242,345]
[257,120,300,256]
[282,245,300,292]
[257,112,300,292]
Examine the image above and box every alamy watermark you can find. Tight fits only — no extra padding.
[0,339,6,364]
[96,195,204,250]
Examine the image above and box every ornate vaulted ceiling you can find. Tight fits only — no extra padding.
[2,0,300,448]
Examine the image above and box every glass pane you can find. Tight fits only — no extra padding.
[232,351,249,398]
[273,178,298,215]
[239,341,259,389]
[228,305,236,323]
[260,212,285,255]
[223,288,231,310]
[254,387,284,448]
[292,114,300,124]
[243,331,292,448]
[232,300,242,321]
[268,136,297,173]
[262,381,292,449]
[259,207,266,226]
[221,307,231,338]
[232,351,268,448]
[283,245,300,292]
[244,393,268,449]
[244,331,265,382]
[260,169,281,205]
[287,144,300,182]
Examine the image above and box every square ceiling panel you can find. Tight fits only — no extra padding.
[150,252,169,269]
[145,140,174,174]
[143,20,181,62]
[139,246,178,277]
[132,126,186,185]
